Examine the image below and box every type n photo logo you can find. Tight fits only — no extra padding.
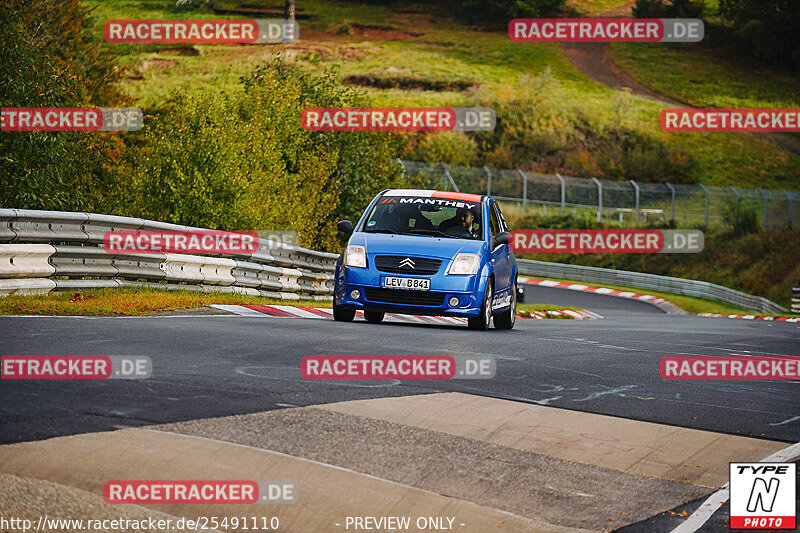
[729,462,796,529]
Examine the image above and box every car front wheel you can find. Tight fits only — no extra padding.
[468,279,493,331]
[333,300,355,322]
[494,280,516,330]
[364,310,385,324]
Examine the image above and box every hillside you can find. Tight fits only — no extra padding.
[86,0,800,189]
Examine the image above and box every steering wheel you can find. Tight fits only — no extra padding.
[445,225,474,238]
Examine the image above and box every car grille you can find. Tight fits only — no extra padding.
[374,256,442,275]
[364,288,445,306]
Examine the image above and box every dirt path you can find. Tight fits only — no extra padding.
[561,1,800,156]
[562,41,677,106]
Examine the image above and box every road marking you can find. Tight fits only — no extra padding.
[668,440,800,533]
[209,304,267,316]
[770,415,800,426]
[209,304,596,325]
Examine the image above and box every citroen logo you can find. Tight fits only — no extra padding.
[399,257,415,269]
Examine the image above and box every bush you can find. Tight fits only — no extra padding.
[173,0,214,12]
[0,0,127,212]
[571,126,698,184]
[722,201,760,236]
[407,70,699,183]
[633,0,705,18]
[117,59,403,252]
[403,132,479,166]
[719,0,800,69]
[449,0,566,25]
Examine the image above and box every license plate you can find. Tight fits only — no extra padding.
[383,277,430,291]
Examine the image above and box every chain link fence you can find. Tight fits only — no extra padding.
[397,160,799,228]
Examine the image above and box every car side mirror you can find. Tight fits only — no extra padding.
[337,220,353,236]
[493,231,509,249]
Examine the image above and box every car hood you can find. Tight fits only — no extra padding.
[350,232,485,259]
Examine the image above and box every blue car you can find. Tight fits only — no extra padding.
[333,189,518,330]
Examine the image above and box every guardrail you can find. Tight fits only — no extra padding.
[793,283,800,314]
[516,259,788,314]
[1,208,788,314]
[0,209,338,298]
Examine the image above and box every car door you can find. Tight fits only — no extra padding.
[488,201,511,294]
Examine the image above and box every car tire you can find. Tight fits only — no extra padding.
[468,279,493,331]
[494,280,517,330]
[364,310,385,324]
[333,300,355,322]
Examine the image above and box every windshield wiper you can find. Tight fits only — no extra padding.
[363,229,402,234]
[402,229,460,239]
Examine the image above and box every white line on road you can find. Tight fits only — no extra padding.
[669,440,800,533]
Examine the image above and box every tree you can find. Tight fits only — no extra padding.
[285,0,295,21]
[0,0,127,211]
[719,0,800,69]
[448,0,566,25]
[120,59,404,251]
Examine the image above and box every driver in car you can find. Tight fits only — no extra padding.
[440,207,478,237]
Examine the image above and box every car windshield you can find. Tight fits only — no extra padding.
[362,196,482,240]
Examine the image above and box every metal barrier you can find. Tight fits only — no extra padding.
[0,209,337,298]
[0,208,788,314]
[517,259,787,314]
[792,283,800,314]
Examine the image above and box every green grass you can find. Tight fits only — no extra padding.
[610,42,800,109]
[0,287,327,316]
[518,303,585,319]
[566,0,633,15]
[0,286,588,318]
[608,41,800,187]
[85,0,800,188]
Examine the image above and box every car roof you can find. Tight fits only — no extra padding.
[381,189,484,203]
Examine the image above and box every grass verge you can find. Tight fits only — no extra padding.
[518,303,584,319]
[0,287,589,318]
[85,0,800,188]
[0,288,327,316]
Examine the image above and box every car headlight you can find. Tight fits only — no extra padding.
[344,244,367,268]
[447,253,480,275]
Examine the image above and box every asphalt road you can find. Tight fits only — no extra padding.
[1,284,798,446]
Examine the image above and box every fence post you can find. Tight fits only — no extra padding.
[556,174,566,215]
[665,182,676,223]
[440,163,459,192]
[758,188,769,228]
[699,184,709,227]
[630,180,640,224]
[518,170,528,212]
[730,185,740,209]
[592,177,603,222]
[483,166,492,196]
[784,190,794,229]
